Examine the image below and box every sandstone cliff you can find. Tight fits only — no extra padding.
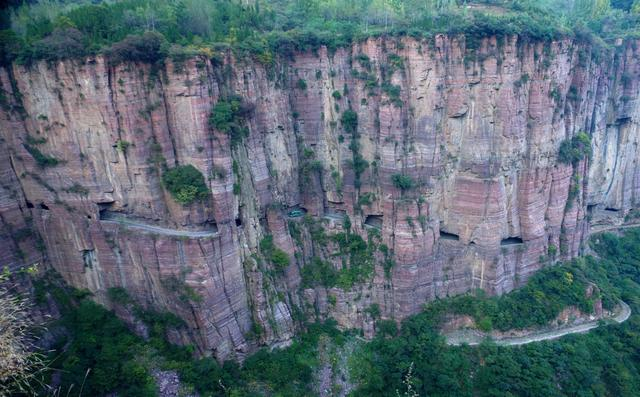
[1,35,638,360]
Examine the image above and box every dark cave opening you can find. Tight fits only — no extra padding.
[440,230,460,241]
[501,237,524,246]
[364,215,383,229]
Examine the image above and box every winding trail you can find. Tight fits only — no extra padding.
[446,300,631,347]
[100,217,218,238]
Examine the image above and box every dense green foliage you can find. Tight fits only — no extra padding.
[161,164,209,204]
[444,264,598,331]
[298,146,323,188]
[340,109,358,135]
[294,216,387,289]
[558,132,592,165]
[301,256,339,288]
[351,229,640,396]
[104,31,167,64]
[331,231,377,288]
[38,272,345,396]
[391,173,414,191]
[54,300,158,396]
[3,0,640,66]
[208,96,252,146]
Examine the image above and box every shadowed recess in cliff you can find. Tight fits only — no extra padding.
[440,231,460,241]
[501,237,524,246]
[364,215,383,229]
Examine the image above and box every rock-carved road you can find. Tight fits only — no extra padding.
[101,217,218,238]
[100,216,636,242]
[446,300,631,347]
[104,214,635,343]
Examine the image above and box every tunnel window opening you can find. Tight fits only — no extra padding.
[208,221,219,233]
[440,231,460,241]
[39,202,50,210]
[26,201,34,209]
[87,215,92,219]
[98,202,116,220]
[287,206,307,218]
[501,237,524,246]
[605,207,620,212]
[364,215,383,229]
[235,218,242,227]
[617,116,631,123]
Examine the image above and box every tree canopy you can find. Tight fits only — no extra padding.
[1,0,638,65]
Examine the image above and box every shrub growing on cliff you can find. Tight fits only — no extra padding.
[558,132,592,164]
[391,173,414,191]
[162,165,208,205]
[260,235,291,271]
[331,230,376,289]
[341,110,358,135]
[299,146,323,189]
[23,144,61,168]
[301,257,338,288]
[115,139,131,154]
[209,96,253,146]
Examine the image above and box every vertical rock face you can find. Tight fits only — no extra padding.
[0,35,639,360]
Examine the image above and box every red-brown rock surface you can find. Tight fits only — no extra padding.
[1,35,638,360]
